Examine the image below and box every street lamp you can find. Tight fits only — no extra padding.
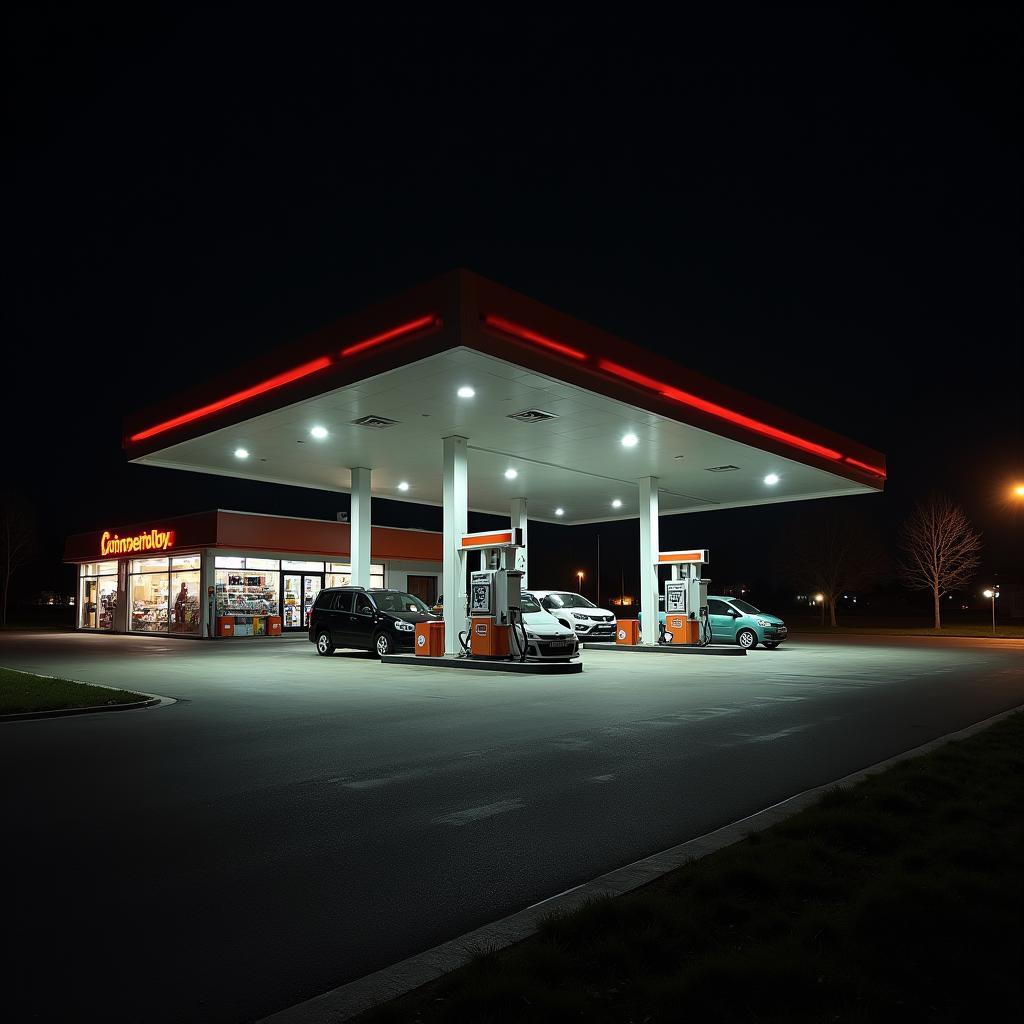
[576,570,584,593]
[983,588,1000,635]
[814,593,825,626]
[1013,484,1024,498]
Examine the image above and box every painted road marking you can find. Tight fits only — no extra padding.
[432,798,524,826]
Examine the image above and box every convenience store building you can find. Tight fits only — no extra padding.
[64,509,442,637]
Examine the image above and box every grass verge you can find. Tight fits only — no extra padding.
[0,667,147,714]
[367,712,1024,1023]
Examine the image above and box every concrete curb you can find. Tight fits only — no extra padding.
[0,670,177,723]
[380,654,583,674]
[257,702,1024,1024]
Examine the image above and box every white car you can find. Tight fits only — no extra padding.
[528,590,617,640]
[513,591,580,660]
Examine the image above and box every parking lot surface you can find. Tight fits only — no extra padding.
[3,630,1023,1022]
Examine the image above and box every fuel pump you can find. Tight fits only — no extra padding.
[657,549,711,646]
[458,529,529,660]
[469,567,525,657]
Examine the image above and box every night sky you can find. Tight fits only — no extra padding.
[6,8,1021,605]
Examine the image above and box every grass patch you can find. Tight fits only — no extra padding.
[366,712,1024,1023]
[0,667,147,714]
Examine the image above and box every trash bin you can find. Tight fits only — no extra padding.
[615,619,640,645]
[415,620,445,656]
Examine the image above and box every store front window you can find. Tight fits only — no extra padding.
[325,563,385,589]
[130,557,170,632]
[214,556,280,636]
[79,561,118,629]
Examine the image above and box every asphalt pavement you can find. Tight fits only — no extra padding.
[2,630,1022,1022]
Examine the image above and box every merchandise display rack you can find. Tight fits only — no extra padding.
[216,573,278,637]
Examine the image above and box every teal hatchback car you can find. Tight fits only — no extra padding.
[644,595,788,649]
[707,596,787,649]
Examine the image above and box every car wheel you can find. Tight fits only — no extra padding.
[763,641,781,650]
[374,631,393,657]
[737,628,757,650]
[315,630,335,656]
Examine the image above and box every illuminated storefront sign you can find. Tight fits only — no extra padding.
[100,529,175,557]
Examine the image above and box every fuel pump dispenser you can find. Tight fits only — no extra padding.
[657,549,712,646]
[459,529,529,660]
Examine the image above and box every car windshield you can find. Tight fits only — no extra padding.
[519,593,543,613]
[544,592,596,609]
[729,599,761,615]
[371,591,432,614]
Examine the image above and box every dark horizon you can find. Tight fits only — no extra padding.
[6,8,1021,603]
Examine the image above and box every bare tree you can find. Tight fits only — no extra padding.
[898,494,982,629]
[785,511,887,626]
[0,491,37,627]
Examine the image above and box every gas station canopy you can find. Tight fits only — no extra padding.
[124,270,884,523]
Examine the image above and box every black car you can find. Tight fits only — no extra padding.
[309,587,439,657]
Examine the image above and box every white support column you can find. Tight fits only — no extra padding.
[442,436,469,655]
[638,476,660,644]
[510,497,528,586]
[350,467,372,588]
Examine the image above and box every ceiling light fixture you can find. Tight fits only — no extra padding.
[234,448,249,459]
[310,425,328,440]
[555,508,564,516]
[504,468,518,480]
[621,433,639,447]
[764,473,780,485]
[457,386,475,398]
[612,498,623,509]
[397,481,410,492]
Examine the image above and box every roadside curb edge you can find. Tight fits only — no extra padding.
[0,670,177,722]
[258,702,1024,1024]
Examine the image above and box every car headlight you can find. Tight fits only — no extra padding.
[756,619,771,627]
[571,611,589,619]
[394,620,415,632]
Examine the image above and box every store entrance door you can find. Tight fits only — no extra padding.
[82,578,98,628]
[283,574,323,630]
